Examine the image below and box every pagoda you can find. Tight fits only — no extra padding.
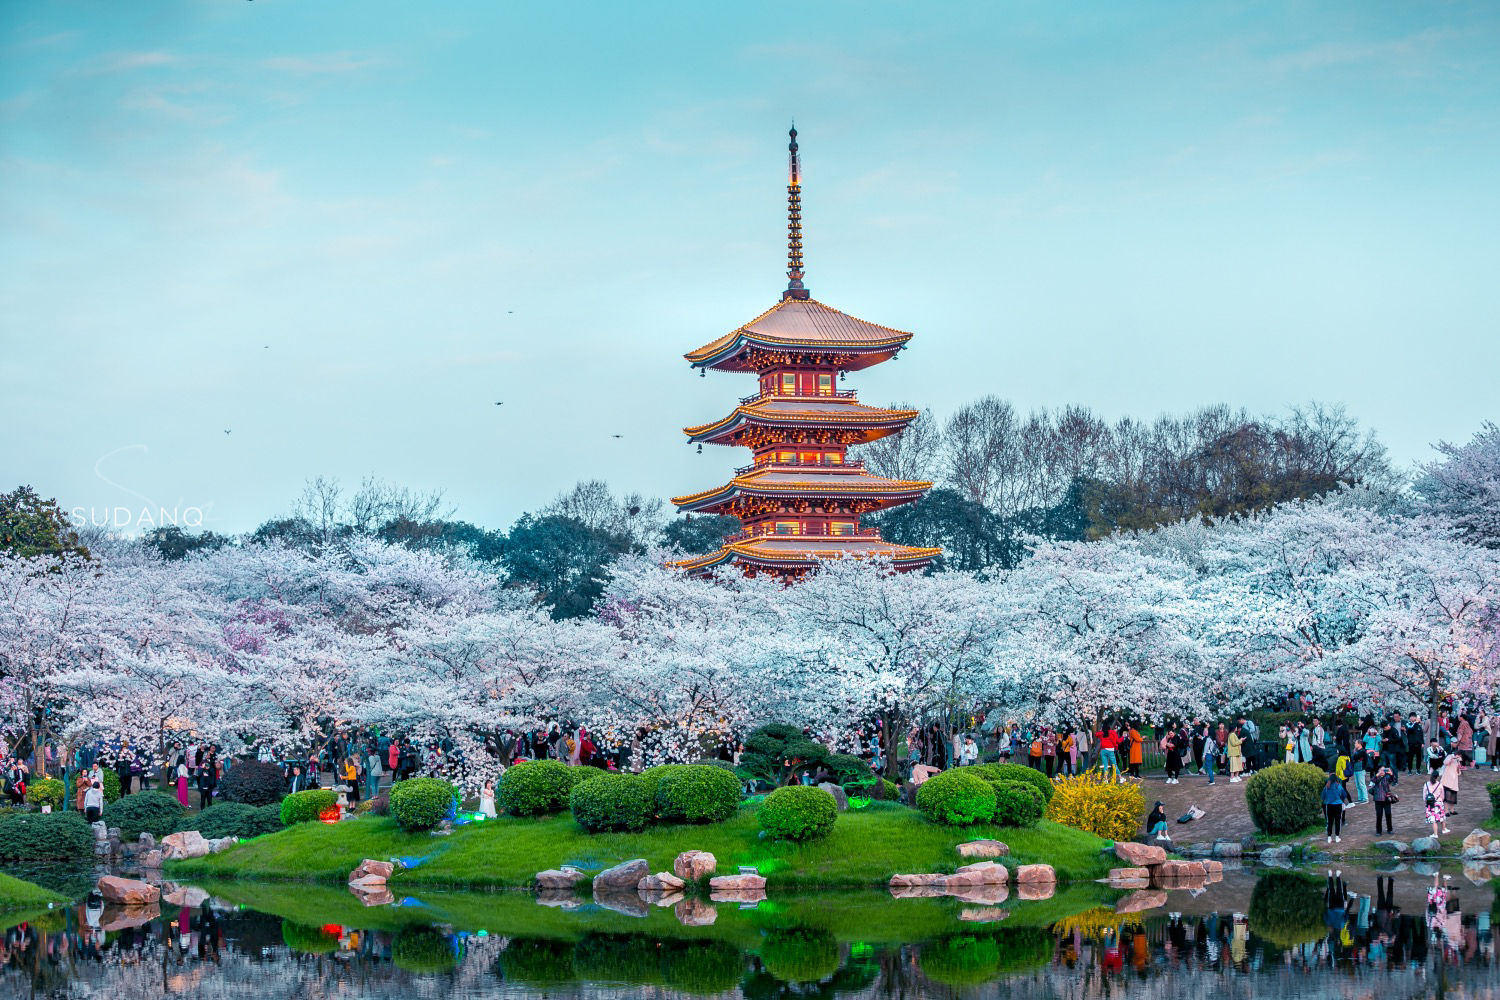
[670,127,941,578]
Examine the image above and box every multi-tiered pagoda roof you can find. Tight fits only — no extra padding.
[669,128,940,578]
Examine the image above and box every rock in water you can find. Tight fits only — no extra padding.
[638,871,686,892]
[709,873,767,891]
[593,859,650,893]
[160,831,210,861]
[97,876,160,906]
[673,850,717,880]
[1114,842,1167,866]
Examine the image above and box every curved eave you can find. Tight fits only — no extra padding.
[683,297,915,372]
[686,337,906,373]
[671,475,934,513]
[670,540,942,573]
[683,405,920,444]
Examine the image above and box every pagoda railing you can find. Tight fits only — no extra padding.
[739,388,859,405]
[726,525,883,543]
[735,458,866,476]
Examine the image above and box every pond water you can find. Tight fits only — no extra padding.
[0,865,1496,998]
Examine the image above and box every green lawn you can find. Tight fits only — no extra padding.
[0,871,67,909]
[169,803,1113,888]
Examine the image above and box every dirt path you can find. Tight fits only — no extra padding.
[1133,762,1495,854]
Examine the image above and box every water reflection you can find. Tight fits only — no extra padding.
[0,868,1494,997]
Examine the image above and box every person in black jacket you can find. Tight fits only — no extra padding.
[1405,715,1425,775]
[195,755,216,810]
[115,748,134,796]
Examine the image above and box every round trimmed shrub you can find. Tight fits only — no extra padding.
[498,760,577,817]
[920,933,1000,986]
[638,764,690,811]
[658,765,741,824]
[391,777,455,832]
[573,932,662,985]
[25,777,65,810]
[393,926,461,974]
[1248,870,1325,947]
[569,773,653,832]
[216,759,287,807]
[761,927,839,983]
[1244,762,1325,835]
[661,939,744,994]
[282,921,339,954]
[109,790,186,840]
[971,763,1055,803]
[758,785,838,841]
[0,811,92,861]
[172,801,283,839]
[691,758,738,772]
[279,788,338,826]
[990,780,1045,827]
[915,769,996,826]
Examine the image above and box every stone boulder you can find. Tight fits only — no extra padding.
[676,898,718,926]
[710,888,767,904]
[673,850,718,881]
[1015,880,1055,901]
[1412,836,1441,854]
[1107,878,1152,890]
[1015,864,1056,885]
[351,859,395,883]
[1202,860,1224,878]
[1108,867,1150,881]
[91,821,108,842]
[535,867,588,890]
[1258,845,1293,867]
[1211,840,1242,858]
[639,871,686,892]
[137,832,157,851]
[709,873,767,891]
[1114,842,1167,866]
[1373,839,1411,856]
[206,837,238,854]
[1115,889,1168,914]
[952,861,1009,884]
[163,886,209,908]
[890,872,946,887]
[594,859,650,893]
[956,839,1009,859]
[1155,860,1207,878]
[889,884,946,899]
[138,849,164,869]
[161,831,210,861]
[817,782,849,812]
[1463,829,1492,852]
[97,876,160,906]
[1462,846,1489,862]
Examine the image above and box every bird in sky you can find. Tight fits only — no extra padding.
[495,402,504,406]
[224,430,232,435]
[612,434,623,438]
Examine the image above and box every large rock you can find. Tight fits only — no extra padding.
[1106,877,1152,890]
[1202,860,1224,877]
[676,898,718,926]
[163,886,209,908]
[1015,864,1056,885]
[1258,845,1293,867]
[952,862,1009,884]
[138,850,164,869]
[1211,840,1242,858]
[890,873,945,887]
[890,884,946,899]
[97,876,160,906]
[206,837,238,854]
[709,873,766,891]
[1155,860,1207,878]
[817,782,849,812]
[1115,889,1168,914]
[594,859,650,893]
[956,840,1009,859]
[1463,829,1492,852]
[92,821,108,842]
[639,871,686,892]
[1109,867,1151,881]
[673,850,718,881]
[1412,836,1441,854]
[536,867,588,890]
[137,832,157,851]
[1114,842,1167,866]
[710,888,768,904]
[1015,880,1055,901]
[1373,840,1411,856]
[1462,846,1489,862]
[161,831,210,861]
[351,859,395,883]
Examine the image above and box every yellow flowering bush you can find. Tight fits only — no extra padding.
[1044,769,1145,841]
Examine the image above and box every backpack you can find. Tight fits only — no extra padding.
[1030,739,1043,757]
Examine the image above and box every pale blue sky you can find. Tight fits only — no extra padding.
[2,1,1497,534]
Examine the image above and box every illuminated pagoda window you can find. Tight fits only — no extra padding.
[668,127,941,579]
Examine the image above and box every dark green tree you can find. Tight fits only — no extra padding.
[377,517,506,562]
[737,723,830,786]
[0,486,89,560]
[501,514,633,619]
[865,488,1010,572]
[144,526,229,561]
[660,514,740,555]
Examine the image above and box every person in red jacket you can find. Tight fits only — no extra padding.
[1096,724,1122,782]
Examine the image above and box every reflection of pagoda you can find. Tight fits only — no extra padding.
[670,127,940,578]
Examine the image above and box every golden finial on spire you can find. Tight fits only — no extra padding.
[783,124,808,301]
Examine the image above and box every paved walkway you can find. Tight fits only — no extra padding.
[1130,763,1496,854]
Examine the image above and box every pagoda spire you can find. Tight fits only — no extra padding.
[782,124,809,301]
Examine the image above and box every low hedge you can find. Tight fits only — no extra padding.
[657,766,741,824]
[393,926,460,973]
[1244,762,1325,835]
[390,778,454,832]
[991,780,1045,827]
[758,785,838,841]
[499,760,582,817]
[970,763,1055,803]
[1488,781,1500,818]
[280,788,338,826]
[216,760,288,807]
[109,791,187,840]
[24,777,65,811]
[172,802,284,840]
[0,811,93,861]
[915,770,996,826]
[569,773,653,833]
[760,927,839,983]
